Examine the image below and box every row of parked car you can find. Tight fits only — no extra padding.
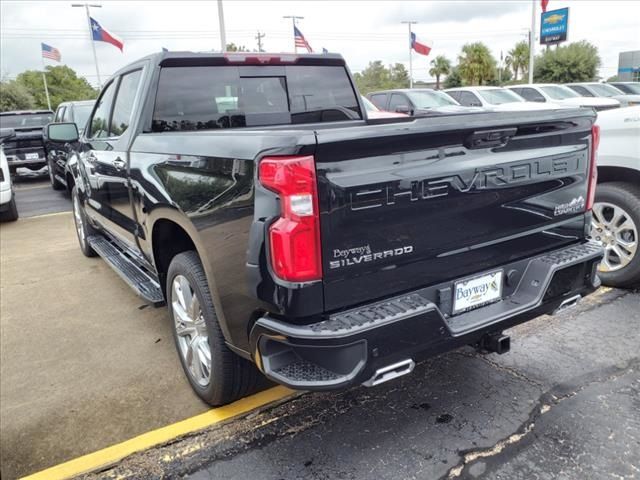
[366,82,639,116]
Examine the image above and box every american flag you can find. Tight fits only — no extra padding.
[294,26,313,53]
[41,43,61,61]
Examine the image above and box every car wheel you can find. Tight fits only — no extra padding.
[49,160,65,190]
[591,182,640,288]
[0,194,19,222]
[71,186,97,257]
[167,251,261,406]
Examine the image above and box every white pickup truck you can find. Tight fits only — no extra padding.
[593,106,640,287]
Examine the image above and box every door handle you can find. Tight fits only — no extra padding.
[112,157,126,171]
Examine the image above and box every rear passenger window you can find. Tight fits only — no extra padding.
[569,85,592,96]
[388,93,409,111]
[110,69,142,136]
[152,65,361,132]
[519,88,546,102]
[89,81,116,138]
[369,94,387,109]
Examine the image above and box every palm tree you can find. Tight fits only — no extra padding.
[429,55,451,90]
[507,41,529,81]
[458,42,497,85]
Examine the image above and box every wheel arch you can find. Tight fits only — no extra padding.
[147,211,234,345]
[597,165,640,187]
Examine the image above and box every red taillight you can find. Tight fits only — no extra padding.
[586,124,599,211]
[259,155,322,282]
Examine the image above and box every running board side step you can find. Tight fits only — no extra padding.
[87,235,165,306]
[362,359,415,387]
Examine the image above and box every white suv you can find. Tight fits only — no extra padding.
[592,106,640,287]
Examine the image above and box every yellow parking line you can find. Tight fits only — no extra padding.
[20,386,293,480]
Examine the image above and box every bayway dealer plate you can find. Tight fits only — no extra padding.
[453,270,503,314]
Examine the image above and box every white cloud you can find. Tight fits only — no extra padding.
[1,0,639,88]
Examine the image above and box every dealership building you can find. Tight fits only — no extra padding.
[618,50,640,81]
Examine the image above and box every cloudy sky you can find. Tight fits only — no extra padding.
[1,0,639,87]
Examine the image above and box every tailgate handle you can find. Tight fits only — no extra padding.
[465,128,517,149]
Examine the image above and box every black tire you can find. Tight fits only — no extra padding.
[167,251,261,406]
[0,194,19,222]
[71,186,97,257]
[48,160,65,191]
[593,182,640,288]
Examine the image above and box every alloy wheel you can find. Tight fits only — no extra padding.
[592,202,638,272]
[172,274,212,387]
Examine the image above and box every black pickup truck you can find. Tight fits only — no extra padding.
[45,52,603,406]
[0,110,53,174]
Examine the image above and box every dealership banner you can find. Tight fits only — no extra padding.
[540,7,569,45]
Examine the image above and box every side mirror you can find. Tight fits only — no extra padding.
[470,101,483,107]
[46,122,79,143]
[395,104,411,114]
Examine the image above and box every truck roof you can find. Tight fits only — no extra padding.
[0,110,53,116]
[111,51,347,78]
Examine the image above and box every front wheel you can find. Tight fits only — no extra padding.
[167,251,261,406]
[591,182,640,288]
[71,186,97,257]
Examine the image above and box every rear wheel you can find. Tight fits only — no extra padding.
[592,182,640,288]
[48,160,65,190]
[71,186,97,257]
[167,251,261,406]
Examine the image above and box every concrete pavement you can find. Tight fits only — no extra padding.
[0,211,209,479]
[89,289,640,480]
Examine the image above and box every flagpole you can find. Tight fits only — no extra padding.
[401,21,417,88]
[41,56,52,111]
[72,3,102,88]
[528,0,536,84]
[283,15,304,53]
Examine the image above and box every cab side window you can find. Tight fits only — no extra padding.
[458,91,481,107]
[569,85,592,97]
[389,93,409,112]
[89,81,117,138]
[110,70,142,137]
[369,94,387,109]
[519,88,546,102]
[54,106,66,122]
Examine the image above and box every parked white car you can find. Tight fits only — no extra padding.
[592,106,640,287]
[444,86,559,111]
[508,84,621,111]
[0,147,19,222]
[566,83,640,107]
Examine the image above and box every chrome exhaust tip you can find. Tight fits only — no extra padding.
[552,294,582,315]
[362,358,415,387]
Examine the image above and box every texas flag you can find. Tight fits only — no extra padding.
[411,32,432,56]
[90,17,124,52]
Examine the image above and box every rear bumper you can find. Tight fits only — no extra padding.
[250,241,603,390]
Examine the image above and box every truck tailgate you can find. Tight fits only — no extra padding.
[315,109,596,311]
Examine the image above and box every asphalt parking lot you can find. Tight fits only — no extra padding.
[1,180,639,480]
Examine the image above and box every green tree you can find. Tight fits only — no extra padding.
[429,55,451,90]
[353,61,391,94]
[389,63,410,88]
[458,42,497,85]
[226,43,249,52]
[533,41,601,83]
[443,66,463,88]
[505,41,529,81]
[0,81,36,111]
[606,74,619,82]
[15,65,97,111]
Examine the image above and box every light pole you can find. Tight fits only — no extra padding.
[283,15,304,53]
[529,0,536,84]
[71,3,102,87]
[401,21,417,88]
[217,0,226,52]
